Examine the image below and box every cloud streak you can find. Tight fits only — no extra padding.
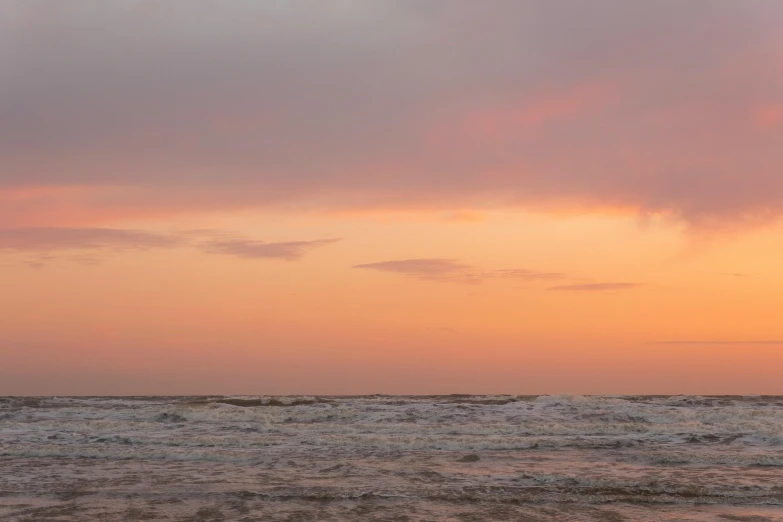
[353,259,477,282]
[648,340,783,346]
[492,269,567,281]
[202,238,341,261]
[0,227,183,251]
[0,227,338,266]
[548,283,639,292]
[354,258,612,287]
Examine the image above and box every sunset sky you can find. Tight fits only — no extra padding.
[2,1,783,395]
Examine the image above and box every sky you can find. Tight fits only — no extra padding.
[2,0,783,395]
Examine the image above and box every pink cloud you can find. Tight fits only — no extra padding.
[433,82,614,147]
[752,104,783,131]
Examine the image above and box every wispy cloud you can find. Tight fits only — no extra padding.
[201,238,341,261]
[548,283,640,292]
[648,340,783,346]
[0,227,183,252]
[0,227,339,266]
[492,269,567,281]
[24,256,55,270]
[354,258,577,285]
[353,259,478,282]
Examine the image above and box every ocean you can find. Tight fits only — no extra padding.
[1,395,782,521]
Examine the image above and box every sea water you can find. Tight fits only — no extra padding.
[1,395,782,521]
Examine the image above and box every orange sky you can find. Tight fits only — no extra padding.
[1,1,783,394]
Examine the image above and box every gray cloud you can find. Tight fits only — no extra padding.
[353,259,476,282]
[2,2,783,224]
[201,238,341,261]
[0,227,183,251]
[548,283,639,292]
[354,258,575,285]
[0,227,338,265]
